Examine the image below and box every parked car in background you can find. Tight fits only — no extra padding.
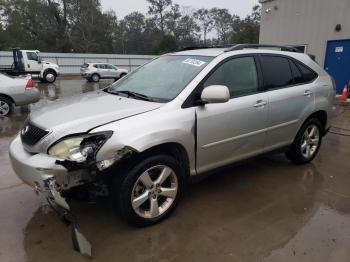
[0,73,40,116]
[80,63,128,82]
[0,48,60,83]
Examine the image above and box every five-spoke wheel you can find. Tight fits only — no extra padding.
[115,155,184,227]
[286,118,323,164]
[131,165,178,219]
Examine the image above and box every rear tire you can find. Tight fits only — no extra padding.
[286,118,323,164]
[0,96,13,116]
[113,155,185,227]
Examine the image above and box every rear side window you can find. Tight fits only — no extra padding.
[204,56,258,98]
[260,55,294,89]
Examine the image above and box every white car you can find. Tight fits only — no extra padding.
[0,74,40,116]
[80,63,128,82]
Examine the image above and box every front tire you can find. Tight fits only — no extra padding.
[44,70,57,83]
[0,96,13,116]
[114,155,185,227]
[286,118,323,164]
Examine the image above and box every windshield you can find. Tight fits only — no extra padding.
[106,55,213,102]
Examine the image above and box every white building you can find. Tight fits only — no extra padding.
[259,0,350,93]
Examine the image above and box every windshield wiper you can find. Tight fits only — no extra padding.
[107,90,152,101]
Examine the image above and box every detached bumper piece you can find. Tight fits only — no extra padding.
[44,177,92,257]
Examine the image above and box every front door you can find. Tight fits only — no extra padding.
[25,51,42,72]
[196,56,269,173]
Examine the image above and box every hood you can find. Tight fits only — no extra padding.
[43,61,59,69]
[30,90,162,134]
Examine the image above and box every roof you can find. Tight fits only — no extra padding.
[171,44,302,57]
[171,48,226,57]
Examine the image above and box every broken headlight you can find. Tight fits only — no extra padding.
[48,131,113,163]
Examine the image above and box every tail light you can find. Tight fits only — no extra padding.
[26,79,34,89]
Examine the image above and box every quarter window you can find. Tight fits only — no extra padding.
[203,57,258,98]
[260,56,293,89]
[289,60,304,84]
[296,61,318,82]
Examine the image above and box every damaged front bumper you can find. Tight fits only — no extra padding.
[9,135,92,257]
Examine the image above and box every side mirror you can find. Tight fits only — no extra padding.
[200,85,230,104]
[38,57,42,63]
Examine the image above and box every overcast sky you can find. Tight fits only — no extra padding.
[100,0,260,19]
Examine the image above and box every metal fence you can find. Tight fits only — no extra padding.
[0,51,155,75]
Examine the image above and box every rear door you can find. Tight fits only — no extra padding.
[261,55,317,151]
[196,55,269,173]
[106,64,118,78]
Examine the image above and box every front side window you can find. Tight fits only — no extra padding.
[107,55,213,102]
[260,55,293,89]
[203,56,258,98]
[27,52,38,61]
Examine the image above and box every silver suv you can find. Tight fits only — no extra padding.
[80,63,128,82]
[10,44,335,239]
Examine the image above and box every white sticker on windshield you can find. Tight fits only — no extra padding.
[182,58,207,67]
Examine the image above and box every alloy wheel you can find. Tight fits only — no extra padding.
[0,100,10,116]
[301,124,320,159]
[131,165,178,219]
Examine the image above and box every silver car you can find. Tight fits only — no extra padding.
[0,73,40,116]
[9,45,335,254]
[80,63,128,82]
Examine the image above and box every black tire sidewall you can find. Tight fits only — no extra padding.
[289,118,323,164]
[92,74,100,82]
[44,71,57,83]
[0,96,13,116]
[116,155,185,227]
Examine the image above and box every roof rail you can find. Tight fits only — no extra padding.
[224,44,300,53]
[179,45,235,52]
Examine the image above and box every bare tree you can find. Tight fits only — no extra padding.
[194,8,214,45]
[210,8,233,45]
[165,4,181,38]
[147,0,172,34]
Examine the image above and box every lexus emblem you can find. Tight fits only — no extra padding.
[21,125,29,135]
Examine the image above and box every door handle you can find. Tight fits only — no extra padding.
[254,100,267,108]
[304,90,313,96]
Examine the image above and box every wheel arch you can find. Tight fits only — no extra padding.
[0,93,15,104]
[44,68,57,76]
[136,142,190,177]
[304,110,328,135]
[114,142,191,180]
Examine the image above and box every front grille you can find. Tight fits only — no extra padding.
[20,120,49,146]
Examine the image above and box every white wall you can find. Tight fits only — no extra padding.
[0,51,155,74]
[259,0,350,66]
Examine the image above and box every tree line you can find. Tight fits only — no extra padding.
[0,0,261,54]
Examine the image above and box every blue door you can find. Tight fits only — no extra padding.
[325,39,350,94]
